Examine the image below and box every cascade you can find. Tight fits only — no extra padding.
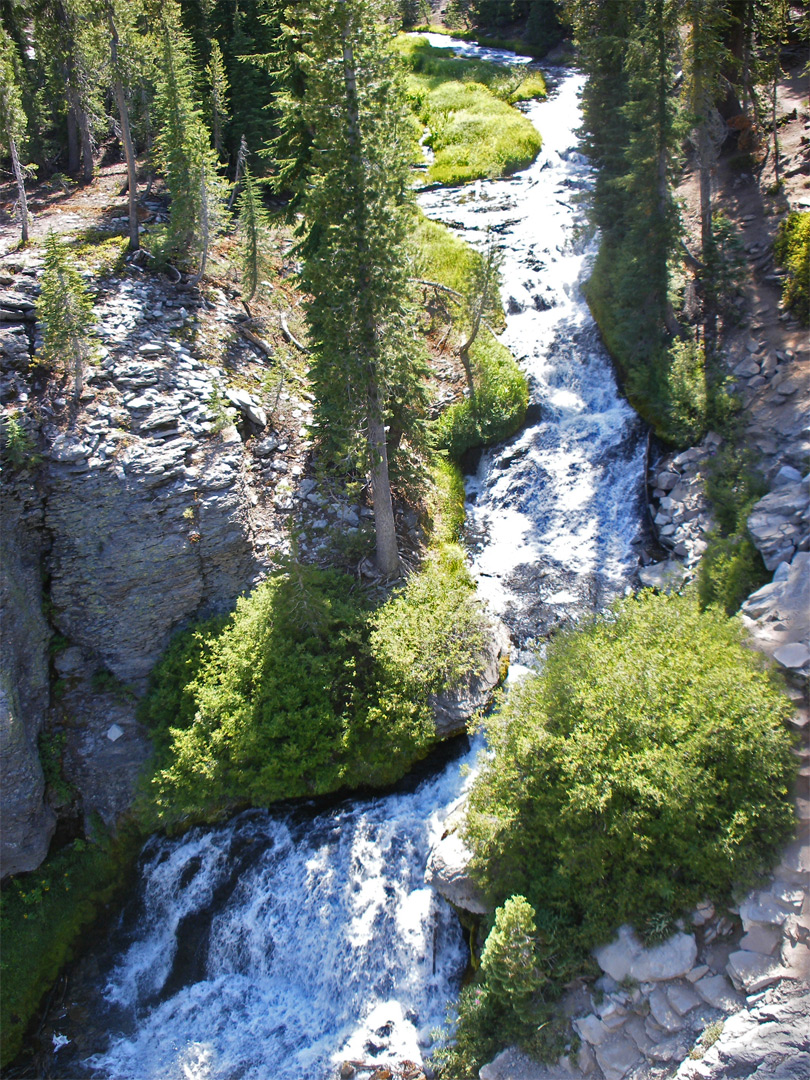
[57,38,646,1080]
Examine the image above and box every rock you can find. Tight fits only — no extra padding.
[666,980,702,1016]
[478,1046,569,1080]
[657,471,679,491]
[424,805,487,915]
[594,1033,642,1080]
[693,974,743,1012]
[430,618,510,738]
[739,892,791,931]
[225,387,267,428]
[774,465,804,487]
[573,1014,610,1046]
[637,559,688,592]
[773,642,810,669]
[675,991,810,1080]
[594,925,698,983]
[106,724,124,742]
[739,924,781,955]
[339,1064,356,1079]
[0,500,56,878]
[649,986,684,1031]
[726,950,788,993]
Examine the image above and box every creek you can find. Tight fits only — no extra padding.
[52,38,647,1080]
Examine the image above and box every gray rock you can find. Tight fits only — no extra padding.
[574,1014,610,1046]
[774,464,804,487]
[594,925,698,983]
[666,980,703,1016]
[637,559,688,592]
[0,499,56,878]
[424,804,487,915]
[430,617,509,738]
[657,471,679,491]
[479,1046,570,1080]
[773,642,810,669]
[225,387,267,428]
[739,892,791,931]
[726,950,788,993]
[693,973,743,1011]
[649,986,685,1031]
[594,1032,642,1080]
[739,924,782,955]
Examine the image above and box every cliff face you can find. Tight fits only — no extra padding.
[0,267,273,876]
[0,489,55,877]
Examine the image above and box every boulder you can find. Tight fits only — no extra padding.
[594,925,697,984]
[637,559,688,592]
[424,803,487,915]
[594,1033,642,1080]
[225,387,267,428]
[430,618,510,738]
[726,950,788,993]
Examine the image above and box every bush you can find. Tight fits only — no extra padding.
[698,530,767,615]
[465,590,797,961]
[433,330,528,457]
[141,556,491,825]
[774,211,810,325]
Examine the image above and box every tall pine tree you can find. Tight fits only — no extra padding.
[276,0,426,576]
[0,23,30,246]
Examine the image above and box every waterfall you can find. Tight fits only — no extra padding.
[57,40,646,1080]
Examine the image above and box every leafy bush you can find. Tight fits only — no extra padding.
[774,211,809,324]
[465,590,796,961]
[665,338,707,445]
[142,556,490,825]
[433,329,528,457]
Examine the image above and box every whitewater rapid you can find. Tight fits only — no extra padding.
[53,38,647,1080]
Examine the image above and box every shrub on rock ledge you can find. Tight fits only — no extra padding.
[465,589,797,957]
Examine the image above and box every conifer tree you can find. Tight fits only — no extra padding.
[153,0,228,275]
[276,0,426,576]
[481,895,544,1024]
[0,24,30,246]
[207,39,230,158]
[237,163,271,302]
[37,232,96,398]
[107,0,141,252]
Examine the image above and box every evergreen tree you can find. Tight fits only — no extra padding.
[37,232,96,398]
[0,23,30,246]
[207,38,230,157]
[237,163,271,301]
[153,0,228,274]
[107,0,142,251]
[277,0,427,576]
[480,895,544,1024]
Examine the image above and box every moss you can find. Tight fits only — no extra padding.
[0,831,140,1069]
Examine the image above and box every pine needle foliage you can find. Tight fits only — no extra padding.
[153,0,228,273]
[36,232,97,397]
[237,164,272,301]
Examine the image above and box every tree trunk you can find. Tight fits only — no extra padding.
[9,135,29,246]
[367,384,400,578]
[67,105,79,175]
[109,8,139,251]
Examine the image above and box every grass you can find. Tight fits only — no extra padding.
[395,35,544,186]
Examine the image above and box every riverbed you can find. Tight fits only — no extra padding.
[47,38,647,1080]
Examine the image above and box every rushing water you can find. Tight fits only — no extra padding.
[50,38,647,1080]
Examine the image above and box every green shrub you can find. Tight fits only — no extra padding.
[774,211,810,324]
[698,530,768,615]
[0,834,138,1069]
[665,338,707,445]
[465,590,797,963]
[0,410,39,470]
[434,330,528,457]
[394,35,544,185]
[142,556,490,825]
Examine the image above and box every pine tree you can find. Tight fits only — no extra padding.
[107,0,141,252]
[37,232,96,398]
[153,0,228,275]
[207,39,230,158]
[480,895,545,1024]
[276,0,427,576]
[0,24,31,246]
[237,163,271,301]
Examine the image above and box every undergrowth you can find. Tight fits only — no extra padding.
[774,211,809,325]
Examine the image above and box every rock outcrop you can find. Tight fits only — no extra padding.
[431,617,510,738]
[0,497,55,878]
[425,799,488,915]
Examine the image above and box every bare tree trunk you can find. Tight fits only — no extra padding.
[66,81,93,182]
[109,7,139,251]
[9,135,29,246]
[228,134,248,210]
[367,384,400,578]
[66,106,79,175]
[772,75,780,190]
